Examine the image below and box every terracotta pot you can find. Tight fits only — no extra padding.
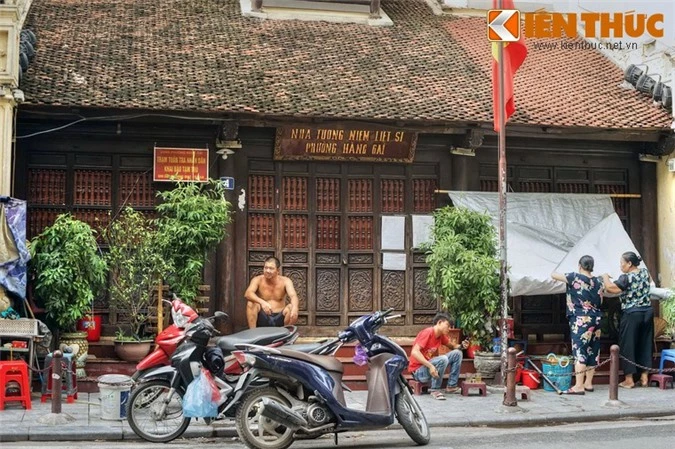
[113,340,153,362]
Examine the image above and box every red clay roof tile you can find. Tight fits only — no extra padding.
[20,0,672,129]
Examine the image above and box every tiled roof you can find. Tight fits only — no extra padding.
[20,0,672,130]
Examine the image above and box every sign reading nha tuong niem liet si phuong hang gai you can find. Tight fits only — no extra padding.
[153,147,209,182]
[274,125,417,163]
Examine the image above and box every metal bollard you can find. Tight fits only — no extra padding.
[609,344,619,401]
[51,350,63,414]
[503,347,517,406]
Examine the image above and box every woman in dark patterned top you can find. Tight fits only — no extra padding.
[552,255,604,394]
[602,251,653,388]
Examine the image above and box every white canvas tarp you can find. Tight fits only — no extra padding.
[447,192,644,297]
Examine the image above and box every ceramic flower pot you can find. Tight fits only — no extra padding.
[113,340,153,362]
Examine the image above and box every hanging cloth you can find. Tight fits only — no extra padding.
[0,198,30,299]
[0,205,19,265]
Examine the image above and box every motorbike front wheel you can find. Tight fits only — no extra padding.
[396,379,431,445]
[235,386,295,449]
[126,379,191,443]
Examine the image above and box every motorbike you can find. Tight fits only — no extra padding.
[132,295,300,383]
[131,296,198,381]
[126,309,333,443]
[233,308,430,449]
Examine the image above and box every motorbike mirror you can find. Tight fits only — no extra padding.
[214,311,229,321]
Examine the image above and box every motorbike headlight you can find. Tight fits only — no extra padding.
[172,308,190,328]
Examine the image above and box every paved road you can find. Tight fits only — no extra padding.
[3,417,675,449]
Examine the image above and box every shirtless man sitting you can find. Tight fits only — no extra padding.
[245,256,299,328]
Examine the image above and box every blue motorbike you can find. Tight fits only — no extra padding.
[233,308,430,449]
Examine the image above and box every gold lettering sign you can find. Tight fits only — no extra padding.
[274,125,417,163]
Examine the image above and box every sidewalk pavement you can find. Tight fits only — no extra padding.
[1,385,674,443]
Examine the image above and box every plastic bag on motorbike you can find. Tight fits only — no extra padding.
[353,343,368,366]
[182,368,219,418]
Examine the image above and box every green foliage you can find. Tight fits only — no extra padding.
[29,214,107,332]
[103,208,169,341]
[423,206,500,349]
[662,288,675,337]
[155,179,232,303]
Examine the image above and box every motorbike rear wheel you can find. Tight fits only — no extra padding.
[127,379,191,443]
[395,379,430,445]
[235,386,295,449]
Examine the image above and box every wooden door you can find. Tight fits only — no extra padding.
[246,162,439,335]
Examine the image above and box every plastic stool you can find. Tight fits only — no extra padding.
[648,373,673,390]
[461,381,487,397]
[0,360,32,410]
[658,349,675,372]
[40,352,78,403]
[409,379,430,396]
[515,385,531,400]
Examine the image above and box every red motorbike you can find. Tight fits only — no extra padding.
[132,297,199,381]
[132,295,302,382]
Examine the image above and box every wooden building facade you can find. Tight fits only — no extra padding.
[14,115,657,339]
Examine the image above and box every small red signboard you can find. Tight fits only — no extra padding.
[153,147,209,182]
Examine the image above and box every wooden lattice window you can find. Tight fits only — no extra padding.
[28,169,66,205]
[348,179,373,212]
[381,179,405,213]
[316,178,340,212]
[248,175,275,210]
[119,171,156,207]
[412,179,437,213]
[74,170,112,206]
[348,216,373,250]
[317,216,340,250]
[249,213,275,248]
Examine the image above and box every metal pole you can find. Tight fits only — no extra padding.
[496,0,509,386]
[609,344,619,401]
[51,350,63,414]
[157,281,164,334]
[503,347,517,406]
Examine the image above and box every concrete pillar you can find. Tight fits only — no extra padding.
[1,1,33,196]
[0,89,16,195]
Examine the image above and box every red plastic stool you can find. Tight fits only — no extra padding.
[409,379,431,396]
[461,381,487,396]
[648,373,674,390]
[0,360,32,410]
[40,352,78,404]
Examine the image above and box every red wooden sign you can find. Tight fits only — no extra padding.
[153,148,209,182]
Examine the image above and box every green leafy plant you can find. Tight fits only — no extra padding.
[155,179,232,303]
[103,208,169,341]
[29,214,107,332]
[662,288,675,338]
[423,206,500,349]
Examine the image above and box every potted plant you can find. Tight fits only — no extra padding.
[423,205,501,376]
[29,213,107,376]
[662,288,675,345]
[155,179,232,303]
[103,208,169,362]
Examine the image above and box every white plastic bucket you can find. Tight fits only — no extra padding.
[98,374,133,420]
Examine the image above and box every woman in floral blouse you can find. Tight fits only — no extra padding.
[602,251,653,388]
[552,255,604,394]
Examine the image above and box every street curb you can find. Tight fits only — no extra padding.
[3,409,674,442]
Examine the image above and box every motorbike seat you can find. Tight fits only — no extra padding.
[275,348,344,373]
[216,327,291,353]
[284,342,324,353]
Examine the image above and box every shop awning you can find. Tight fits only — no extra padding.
[447,192,643,297]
